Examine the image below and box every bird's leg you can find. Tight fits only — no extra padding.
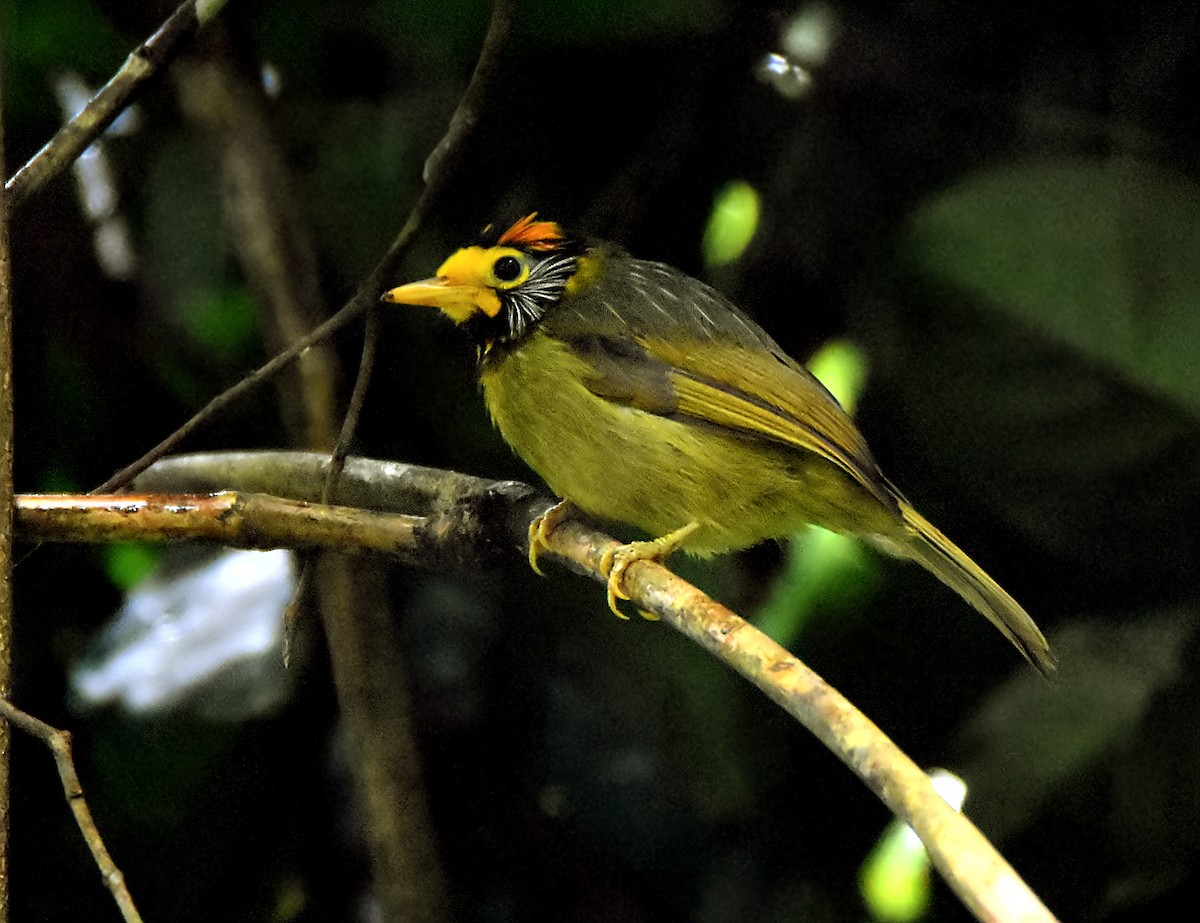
[600,521,700,619]
[528,499,577,576]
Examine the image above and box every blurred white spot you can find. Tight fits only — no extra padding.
[757,3,841,101]
[928,768,968,812]
[92,218,137,280]
[54,72,140,280]
[72,548,297,719]
[782,2,840,68]
[261,62,283,99]
[756,52,814,100]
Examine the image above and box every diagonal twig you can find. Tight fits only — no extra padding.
[91,303,363,495]
[0,700,143,923]
[545,518,1060,923]
[94,0,517,499]
[4,0,234,211]
[320,0,516,498]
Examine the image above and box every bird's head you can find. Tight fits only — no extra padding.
[382,214,594,348]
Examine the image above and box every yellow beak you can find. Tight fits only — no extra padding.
[381,277,502,324]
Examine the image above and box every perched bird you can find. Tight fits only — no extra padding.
[383,214,1055,674]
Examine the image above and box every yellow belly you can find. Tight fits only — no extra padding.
[480,334,897,553]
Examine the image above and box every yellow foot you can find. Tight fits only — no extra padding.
[599,521,700,619]
[528,500,577,577]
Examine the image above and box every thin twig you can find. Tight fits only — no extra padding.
[0,700,143,923]
[282,300,378,659]
[90,303,364,494]
[319,0,516,501]
[420,0,515,187]
[94,0,518,499]
[323,304,379,502]
[4,0,232,211]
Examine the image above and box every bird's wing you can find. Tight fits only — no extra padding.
[564,331,896,509]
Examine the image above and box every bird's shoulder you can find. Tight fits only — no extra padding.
[546,249,779,352]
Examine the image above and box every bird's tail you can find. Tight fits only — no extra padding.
[892,501,1056,675]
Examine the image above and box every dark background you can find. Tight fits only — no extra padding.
[4,0,1200,919]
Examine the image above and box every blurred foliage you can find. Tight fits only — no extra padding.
[807,337,867,414]
[102,542,163,590]
[858,771,966,923]
[4,0,1200,921]
[904,156,1200,415]
[703,178,761,268]
[755,339,877,647]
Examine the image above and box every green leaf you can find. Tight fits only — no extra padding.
[881,156,1200,587]
[956,611,1191,843]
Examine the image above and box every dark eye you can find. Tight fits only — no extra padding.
[493,255,522,282]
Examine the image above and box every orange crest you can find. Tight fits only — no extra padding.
[496,213,565,251]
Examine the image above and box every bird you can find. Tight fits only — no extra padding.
[382,214,1055,674]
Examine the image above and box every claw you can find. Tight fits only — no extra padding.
[528,500,576,576]
[599,545,633,619]
[599,521,700,619]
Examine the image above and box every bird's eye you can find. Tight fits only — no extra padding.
[493,255,523,282]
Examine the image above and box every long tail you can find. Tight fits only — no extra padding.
[892,501,1056,675]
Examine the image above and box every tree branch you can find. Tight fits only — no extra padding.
[17,491,422,555]
[17,451,1056,923]
[171,29,340,451]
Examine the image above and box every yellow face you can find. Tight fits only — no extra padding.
[382,213,587,347]
[382,245,538,324]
